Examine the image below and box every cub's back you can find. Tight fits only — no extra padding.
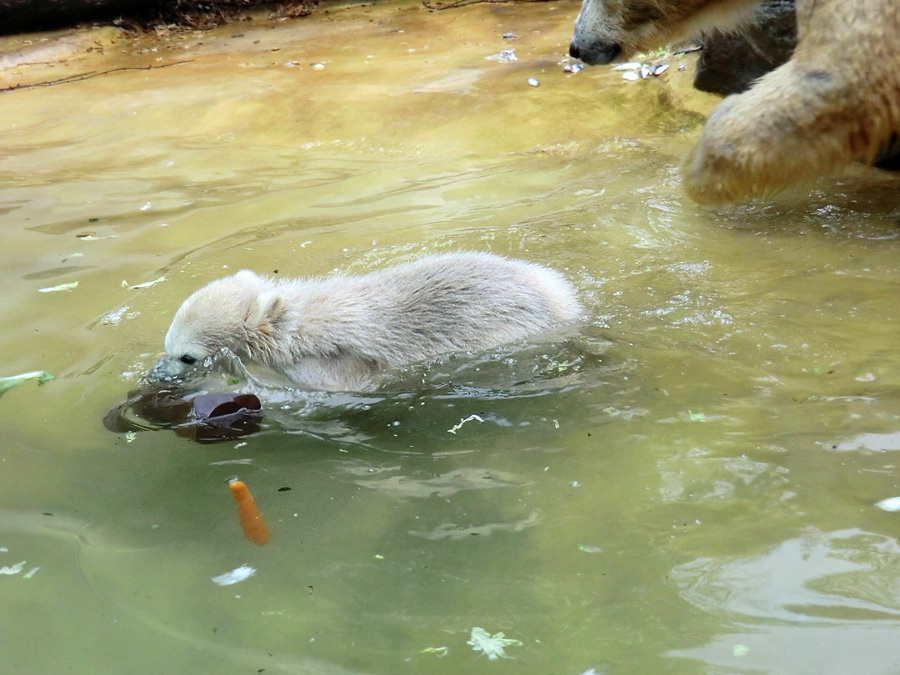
[356,252,582,359]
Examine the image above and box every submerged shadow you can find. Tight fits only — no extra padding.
[103,328,622,447]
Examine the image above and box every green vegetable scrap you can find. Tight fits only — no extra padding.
[0,371,55,399]
[448,414,484,434]
[467,627,522,661]
[37,281,78,293]
[0,561,26,575]
[122,275,166,290]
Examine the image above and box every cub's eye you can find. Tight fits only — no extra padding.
[179,354,197,366]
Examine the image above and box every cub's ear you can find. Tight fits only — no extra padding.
[232,269,261,284]
[245,289,285,332]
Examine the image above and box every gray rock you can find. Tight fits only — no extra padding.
[693,0,796,97]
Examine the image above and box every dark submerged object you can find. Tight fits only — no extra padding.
[104,388,262,441]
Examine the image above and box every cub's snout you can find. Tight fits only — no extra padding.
[148,354,197,382]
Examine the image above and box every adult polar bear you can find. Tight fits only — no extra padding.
[569,0,900,204]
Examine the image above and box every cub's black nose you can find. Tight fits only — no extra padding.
[569,43,581,60]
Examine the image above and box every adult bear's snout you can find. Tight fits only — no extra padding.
[568,40,621,65]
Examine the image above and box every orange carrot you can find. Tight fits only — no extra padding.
[229,479,270,546]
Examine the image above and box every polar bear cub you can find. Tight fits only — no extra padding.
[151,251,583,391]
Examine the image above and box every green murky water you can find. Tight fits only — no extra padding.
[3,2,900,673]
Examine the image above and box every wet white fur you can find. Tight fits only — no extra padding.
[159,252,583,391]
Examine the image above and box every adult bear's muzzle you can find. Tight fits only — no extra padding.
[568,39,621,65]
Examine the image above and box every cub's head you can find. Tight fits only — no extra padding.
[570,0,757,65]
[150,270,286,381]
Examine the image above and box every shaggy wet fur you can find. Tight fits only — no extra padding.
[152,252,583,391]
[570,0,900,204]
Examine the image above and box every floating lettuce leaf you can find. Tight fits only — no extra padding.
[0,561,26,575]
[37,281,78,293]
[122,276,166,290]
[467,627,522,660]
[875,496,900,512]
[447,414,484,434]
[211,565,256,586]
[0,371,55,399]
